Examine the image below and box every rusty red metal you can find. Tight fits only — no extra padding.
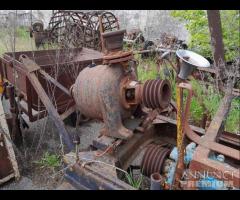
[185,94,239,160]
[72,64,134,140]
[207,10,225,80]
[19,55,74,151]
[141,143,172,177]
[0,132,14,182]
[101,29,125,54]
[0,48,103,122]
[185,93,240,188]
[31,10,120,50]
[142,79,171,109]
[103,51,133,64]
[6,85,23,147]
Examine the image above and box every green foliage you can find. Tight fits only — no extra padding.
[135,54,238,133]
[16,27,29,38]
[0,27,36,56]
[171,10,239,61]
[189,78,239,133]
[190,79,222,124]
[34,152,61,170]
[190,97,204,124]
[225,98,240,133]
[136,55,158,81]
[125,169,143,189]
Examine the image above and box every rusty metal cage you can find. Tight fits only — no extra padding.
[32,10,120,50]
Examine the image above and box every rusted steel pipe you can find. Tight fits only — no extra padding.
[133,48,176,55]
[150,173,163,190]
[172,82,193,189]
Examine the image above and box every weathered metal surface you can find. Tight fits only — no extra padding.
[72,64,134,140]
[0,48,103,122]
[39,70,71,97]
[6,85,23,147]
[103,51,133,64]
[218,131,240,148]
[115,126,156,171]
[155,115,240,152]
[0,94,20,185]
[186,93,240,188]
[32,10,119,50]
[141,143,172,177]
[63,151,135,190]
[154,108,240,190]
[56,181,77,190]
[150,173,163,190]
[142,79,171,109]
[172,82,193,189]
[102,29,125,53]
[185,94,239,160]
[20,56,74,152]
[207,10,225,82]
[0,131,14,182]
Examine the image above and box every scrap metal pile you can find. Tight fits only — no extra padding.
[0,10,239,190]
[30,10,119,50]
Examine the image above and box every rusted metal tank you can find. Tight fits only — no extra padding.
[72,64,134,139]
[72,29,172,140]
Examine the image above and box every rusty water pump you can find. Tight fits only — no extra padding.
[71,29,172,140]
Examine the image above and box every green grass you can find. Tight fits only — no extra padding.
[135,55,239,134]
[125,169,143,189]
[0,27,36,56]
[225,98,240,134]
[136,54,159,82]
[34,151,61,170]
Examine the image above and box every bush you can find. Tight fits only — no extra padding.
[16,27,29,38]
[171,10,239,61]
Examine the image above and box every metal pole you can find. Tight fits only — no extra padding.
[172,84,184,189]
[172,82,193,189]
[207,10,225,88]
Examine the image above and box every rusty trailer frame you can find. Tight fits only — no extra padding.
[0,48,103,122]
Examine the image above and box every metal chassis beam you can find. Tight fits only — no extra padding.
[64,163,135,190]
[185,94,239,160]
[187,94,240,188]
[63,151,136,190]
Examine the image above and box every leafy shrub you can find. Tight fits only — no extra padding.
[171,10,239,61]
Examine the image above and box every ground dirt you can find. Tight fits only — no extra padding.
[0,114,102,190]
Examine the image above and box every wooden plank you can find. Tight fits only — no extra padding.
[0,96,20,183]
